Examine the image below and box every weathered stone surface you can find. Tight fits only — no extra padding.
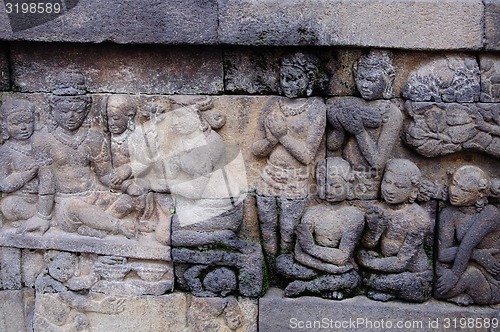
[402,55,480,103]
[0,289,34,332]
[260,288,500,332]
[0,0,218,44]
[218,0,484,50]
[485,0,500,51]
[480,55,500,102]
[10,43,223,94]
[33,292,257,332]
[0,247,21,290]
[0,45,9,91]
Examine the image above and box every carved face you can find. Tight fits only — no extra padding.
[107,99,130,135]
[325,173,349,202]
[6,112,34,140]
[171,107,201,135]
[280,65,309,98]
[449,172,482,207]
[381,170,415,204]
[47,252,78,283]
[356,67,387,100]
[52,98,89,131]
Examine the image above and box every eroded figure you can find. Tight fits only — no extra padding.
[435,166,499,305]
[252,52,326,269]
[33,250,125,332]
[0,99,38,224]
[169,98,261,297]
[19,70,134,238]
[357,159,432,302]
[327,50,403,199]
[276,157,364,299]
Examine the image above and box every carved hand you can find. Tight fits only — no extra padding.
[357,249,377,267]
[474,249,500,275]
[110,165,132,185]
[265,111,287,139]
[99,297,126,314]
[436,268,459,295]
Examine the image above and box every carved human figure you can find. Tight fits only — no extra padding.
[327,50,403,199]
[18,70,134,238]
[276,157,364,299]
[0,99,38,223]
[357,159,432,302]
[168,98,245,251]
[435,166,499,305]
[33,251,125,332]
[252,52,326,267]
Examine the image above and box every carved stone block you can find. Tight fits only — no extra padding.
[218,0,484,50]
[404,102,500,159]
[0,0,218,44]
[485,0,500,51]
[0,289,34,332]
[10,43,223,94]
[480,55,500,102]
[402,55,480,103]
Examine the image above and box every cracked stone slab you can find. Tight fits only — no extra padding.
[0,0,218,44]
[218,0,484,50]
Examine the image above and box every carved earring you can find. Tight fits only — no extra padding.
[475,196,488,212]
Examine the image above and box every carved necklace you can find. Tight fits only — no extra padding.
[111,129,131,146]
[8,142,32,157]
[52,126,89,150]
[278,97,313,117]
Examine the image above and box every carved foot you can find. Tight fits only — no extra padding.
[322,291,344,300]
[78,225,106,238]
[367,290,394,302]
[448,294,473,306]
[284,281,306,297]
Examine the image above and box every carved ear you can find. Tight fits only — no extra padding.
[408,187,419,203]
[316,159,327,200]
[478,178,489,191]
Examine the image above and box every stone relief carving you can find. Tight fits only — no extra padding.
[357,159,433,302]
[276,157,364,299]
[435,166,499,305]
[402,55,480,103]
[0,98,38,225]
[33,250,126,332]
[480,55,500,103]
[404,102,500,158]
[327,50,403,199]
[252,52,326,275]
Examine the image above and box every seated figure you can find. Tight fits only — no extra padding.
[435,165,499,305]
[357,159,432,302]
[276,157,364,299]
[19,70,134,238]
[0,99,38,224]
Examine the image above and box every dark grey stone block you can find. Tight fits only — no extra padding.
[0,0,218,44]
[11,43,223,94]
[485,0,500,51]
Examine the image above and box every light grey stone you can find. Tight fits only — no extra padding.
[260,288,500,332]
[485,0,500,51]
[0,0,218,44]
[0,289,34,332]
[0,247,21,290]
[218,0,484,50]
[10,43,223,94]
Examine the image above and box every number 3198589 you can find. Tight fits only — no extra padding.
[5,2,62,14]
